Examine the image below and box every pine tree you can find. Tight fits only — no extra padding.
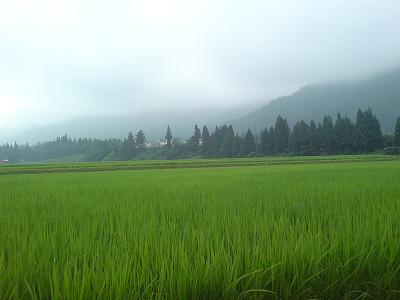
[395,117,400,146]
[341,116,355,154]
[125,132,136,159]
[209,126,223,157]
[354,108,383,152]
[194,125,201,144]
[365,108,383,151]
[201,125,211,156]
[321,115,335,154]
[353,109,366,153]
[165,125,172,148]
[187,125,202,155]
[334,113,354,154]
[268,127,275,154]
[189,125,201,145]
[308,120,320,155]
[10,142,20,163]
[233,133,242,157]
[260,128,269,155]
[290,121,310,155]
[23,142,32,162]
[241,129,256,156]
[136,130,146,148]
[221,125,235,157]
[273,116,290,153]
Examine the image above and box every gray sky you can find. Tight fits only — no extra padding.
[1,0,400,131]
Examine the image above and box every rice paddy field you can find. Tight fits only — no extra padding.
[1,156,400,299]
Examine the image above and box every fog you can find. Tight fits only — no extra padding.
[1,0,400,136]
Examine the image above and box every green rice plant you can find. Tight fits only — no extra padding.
[0,154,399,175]
[0,160,399,299]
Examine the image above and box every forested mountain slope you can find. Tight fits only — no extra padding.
[231,69,400,134]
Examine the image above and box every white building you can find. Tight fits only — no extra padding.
[158,139,168,147]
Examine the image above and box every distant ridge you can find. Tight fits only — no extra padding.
[230,68,400,134]
[14,103,261,144]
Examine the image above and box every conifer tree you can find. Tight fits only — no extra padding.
[273,116,290,153]
[187,125,202,155]
[194,125,201,144]
[353,109,365,152]
[209,126,223,156]
[260,128,270,155]
[268,127,275,154]
[201,125,211,156]
[321,115,335,154]
[334,113,354,154]
[394,117,400,146]
[136,130,146,148]
[221,125,235,157]
[290,121,310,155]
[308,120,320,155]
[125,131,136,158]
[354,108,382,152]
[165,125,172,148]
[241,129,256,156]
[233,133,242,156]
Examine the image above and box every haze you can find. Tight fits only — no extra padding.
[1,0,400,136]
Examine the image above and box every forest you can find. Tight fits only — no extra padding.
[1,108,400,163]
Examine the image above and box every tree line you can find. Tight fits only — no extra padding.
[183,108,397,157]
[1,108,400,163]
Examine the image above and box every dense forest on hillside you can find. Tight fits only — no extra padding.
[231,69,400,134]
[1,108,400,163]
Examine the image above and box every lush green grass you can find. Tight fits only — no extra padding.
[1,160,400,299]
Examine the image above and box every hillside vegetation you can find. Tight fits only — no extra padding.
[232,69,400,134]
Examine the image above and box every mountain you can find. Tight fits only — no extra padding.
[230,69,400,134]
[6,69,400,145]
[14,103,261,144]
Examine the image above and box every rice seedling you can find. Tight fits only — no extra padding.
[0,160,399,299]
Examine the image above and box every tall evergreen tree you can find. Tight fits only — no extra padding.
[290,121,310,155]
[268,127,275,154]
[308,120,320,155]
[201,125,211,156]
[23,142,32,162]
[165,125,172,148]
[321,115,335,154]
[365,108,383,151]
[260,128,270,155]
[273,116,290,153]
[187,125,202,154]
[209,126,223,157]
[221,125,235,157]
[10,142,20,163]
[233,133,242,157]
[194,125,201,144]
[341,115,355,154]
[241,129,256,156]
[394,117,400,146]
[136,130,146,147]
[189,125,201,145]
[334,113,354,154]
[354,108,383,152]
[353,109,365,152]
[125,132,136,159]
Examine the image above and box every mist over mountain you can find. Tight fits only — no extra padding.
[230,68,400,135]
[7,68,400,145]
[14,103,261,144]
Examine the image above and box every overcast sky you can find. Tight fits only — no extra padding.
[1,0,400,131]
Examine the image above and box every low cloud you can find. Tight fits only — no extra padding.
[0,0,399,130]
